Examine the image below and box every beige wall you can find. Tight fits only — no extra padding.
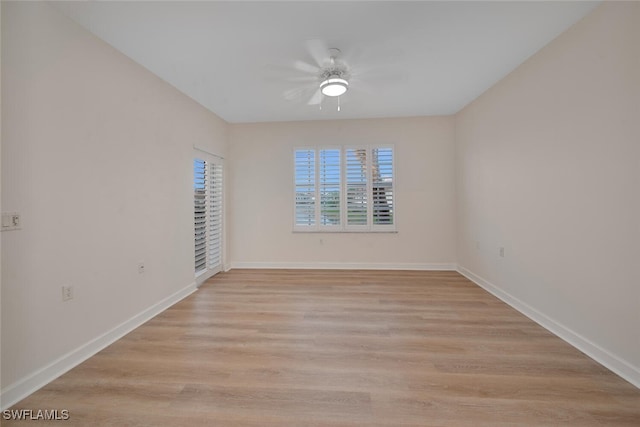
[2,0,639,408]
[1,1,228,404]
[455,2,640,384]
[0,0,3,397]
[229,116,456,269]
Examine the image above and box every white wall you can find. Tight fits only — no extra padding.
[1,1,228,406]
[455,2,640,385]
[229,116,456,269]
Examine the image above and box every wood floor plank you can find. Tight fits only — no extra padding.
[5,269,639,426]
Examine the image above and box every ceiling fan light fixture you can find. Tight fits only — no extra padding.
[320,77,349,97]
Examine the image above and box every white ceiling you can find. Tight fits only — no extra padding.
[51,1,599,124]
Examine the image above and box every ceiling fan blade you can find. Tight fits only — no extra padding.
[293,60,320,75]
[305,39,329,67]
[263,63,319,85]
[265,75,318,85]
[307,88,322,105]
[286,76,318,84]
[283,87,304,101]
[283,85,317,102]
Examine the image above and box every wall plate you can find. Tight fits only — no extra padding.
[1,212,21,231]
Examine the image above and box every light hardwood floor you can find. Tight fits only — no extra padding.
[5,270,640,426]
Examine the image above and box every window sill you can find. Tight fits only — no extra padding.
[292,229,398,234]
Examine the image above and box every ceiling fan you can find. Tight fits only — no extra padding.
[277,40,352,111]
[268,40,404,112]
[318,48,350,99]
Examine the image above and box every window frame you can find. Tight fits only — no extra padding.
[293,145,396,233]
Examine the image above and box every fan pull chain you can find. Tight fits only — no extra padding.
[338,96,341,112]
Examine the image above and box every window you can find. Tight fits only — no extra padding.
[194,156,223,281]
[320,149,341,226]
[294,149,315,226]
[293,146,395,232]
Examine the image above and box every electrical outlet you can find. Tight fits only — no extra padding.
[499,247,505,257]
[138,262,145,274]
[62,285,74,302]
[1,212,21,231]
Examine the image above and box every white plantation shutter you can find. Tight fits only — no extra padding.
[372,147,394,226]
[295,149,316,227]
[208,163,223,269]
[194,159,207,273]
[319,149,341,226]
[345,148,368,226]
[194,155,224,281]
[293,145,394,232]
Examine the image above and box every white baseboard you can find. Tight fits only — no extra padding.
[457,265,640,389]
[0,282,197,410]
[229,262,457,271]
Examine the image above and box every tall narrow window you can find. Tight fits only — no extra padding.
[194,155,224,282]
[294,149,315,226]
[194,159,207,273]
[372,147,394,225]
[346,148,368,226]
[319,149,341,226]
[293,146,394,232]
